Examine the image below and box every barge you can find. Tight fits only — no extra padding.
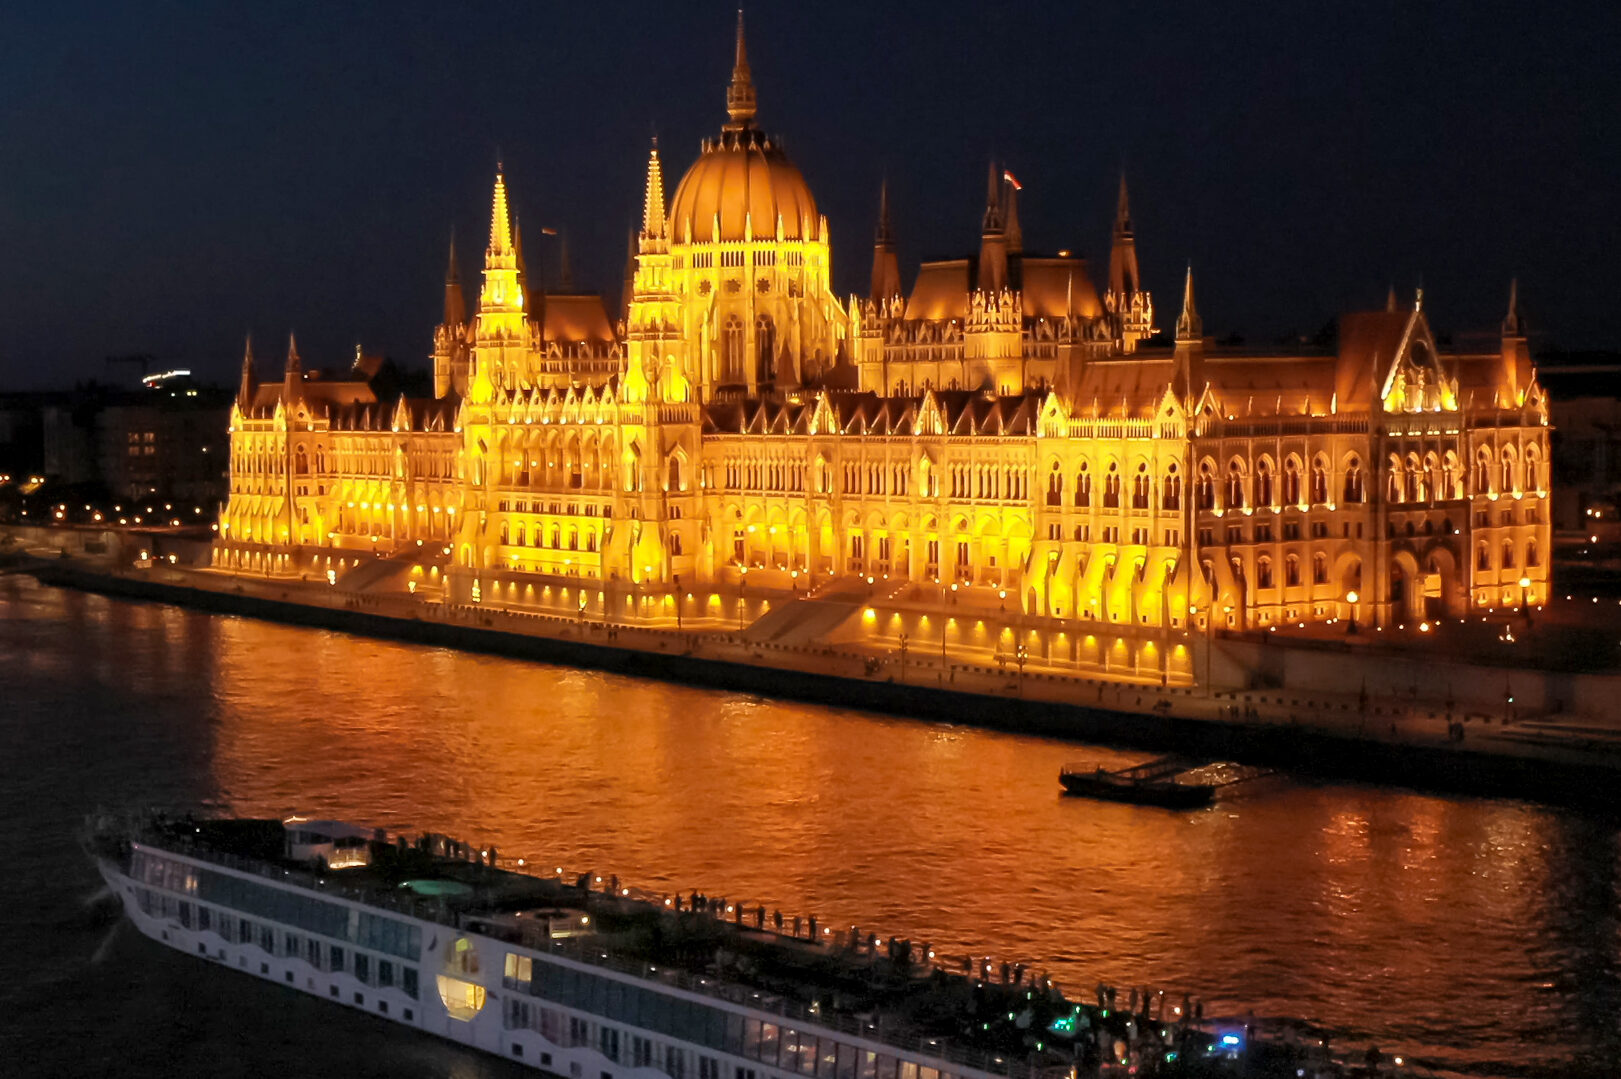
[86,810,1393,1078]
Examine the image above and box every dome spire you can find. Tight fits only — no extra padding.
[725,9,757,130]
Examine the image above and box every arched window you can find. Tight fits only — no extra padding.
[1387,455,1405,502]
[1131,463,1150,509]
[722,316,744,382]
[1196,462,1216,510]
[1312,552,1328,584]
[1525,444,1542,491]
[1285,555,1301,587]
[1343,458,1364,503]
[1074,463,1091,507]
[1527,539,1540,567]
[1255,459,1274,507]
[1282,458,1300,505]
[1501,539,1516,569]
[1162,464,1182,511]
[667,456,682,492]
[1257,557,1274,589]
[1475,448,1493,495]
[1103,464,1121,508]
[1047,462,1063,506]
[755,314,776,383]
[1226,461,1246,510]
[1310,457,1328,505]
[295,445,308,474]
[1476,541,1491,571]
[1501,447,1518,493]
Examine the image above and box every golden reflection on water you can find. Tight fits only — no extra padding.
[7,578,1618,1076]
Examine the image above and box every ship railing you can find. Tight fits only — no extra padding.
[536,934,1040,1079]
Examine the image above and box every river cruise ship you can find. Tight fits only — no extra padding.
[87,811,1368,1078]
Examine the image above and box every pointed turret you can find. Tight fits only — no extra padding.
[557,230,574,292]
[978,161,1007,293]
[724,9,757,130]
[1502,277,1524,338]
[1175,265,1202,344]
[1173,266,1204,403]
[641,140,667,241]
[488,166,513,258]
[237,335,257,409]
[282,332,303,402]
[443,230,467,327]
[870,178,901,302]
[981,160,1004,233]
[1499,277,1532,404]
[1107,172,1140,298]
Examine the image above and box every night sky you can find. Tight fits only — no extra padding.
[3,1,1617,390]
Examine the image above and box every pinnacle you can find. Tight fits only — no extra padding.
[725,9,757,129]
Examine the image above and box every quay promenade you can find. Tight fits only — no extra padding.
[12,526,1621,810]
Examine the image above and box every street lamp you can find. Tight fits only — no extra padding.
[738,565,748,631]
[898,632,908,683]
[1015,643,1028,696]
[1346,590,1359,635]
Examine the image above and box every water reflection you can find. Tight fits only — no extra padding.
[6,576,1620,1078]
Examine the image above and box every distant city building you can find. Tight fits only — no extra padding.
[1538,352,1621,534]
[1,376,231,504]
[216,14,1552,640]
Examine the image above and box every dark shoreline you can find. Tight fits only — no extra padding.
[25,560,1621,814]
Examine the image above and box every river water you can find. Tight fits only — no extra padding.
[1,575,1617,1078]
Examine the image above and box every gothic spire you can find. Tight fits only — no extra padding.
[1108,172,1141,298]
[724,9,757,130]
[1502,277,1525,338]
[642,139,667,238]
[558,230,574,292]
[237,334,257,409]
[870,178,901,302]
[443,230,467,326]
[1175,265,1202,343]
[488,166,513,258]
[982,159,1004,233]
[285,331,302,375]
[875,175,893,246]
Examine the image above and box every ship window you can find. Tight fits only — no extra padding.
[437,975,488,1021]
[354,953,370,984]
[378,959,394,988]
[329,945,345,972]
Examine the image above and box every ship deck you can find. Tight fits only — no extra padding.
[98,813,1381,1078]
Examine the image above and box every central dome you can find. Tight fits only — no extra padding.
[667,10,821,246]
[668,128,820,245]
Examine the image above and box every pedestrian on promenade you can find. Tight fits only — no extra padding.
[793,914,802,938]
[774,909,783,931]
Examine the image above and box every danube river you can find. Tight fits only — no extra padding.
[3,576,1617,1078]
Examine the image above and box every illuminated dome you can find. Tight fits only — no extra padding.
[667,11,821,246]
[669,130,820,245]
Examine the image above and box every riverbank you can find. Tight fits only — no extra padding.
[22,555,1621,812]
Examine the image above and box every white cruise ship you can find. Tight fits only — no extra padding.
[86,811,1355,1079]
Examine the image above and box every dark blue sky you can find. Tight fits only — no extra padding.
[3,1,1617,389]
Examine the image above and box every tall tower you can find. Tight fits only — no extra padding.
[625,140,689,403]
[433,232,470,398]
[977,161,1008,294]
[869,179,901,302]
[469,166,529,404]
[1106,174,1153,352]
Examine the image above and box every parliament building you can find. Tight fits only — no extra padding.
[216,15,1551,668]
